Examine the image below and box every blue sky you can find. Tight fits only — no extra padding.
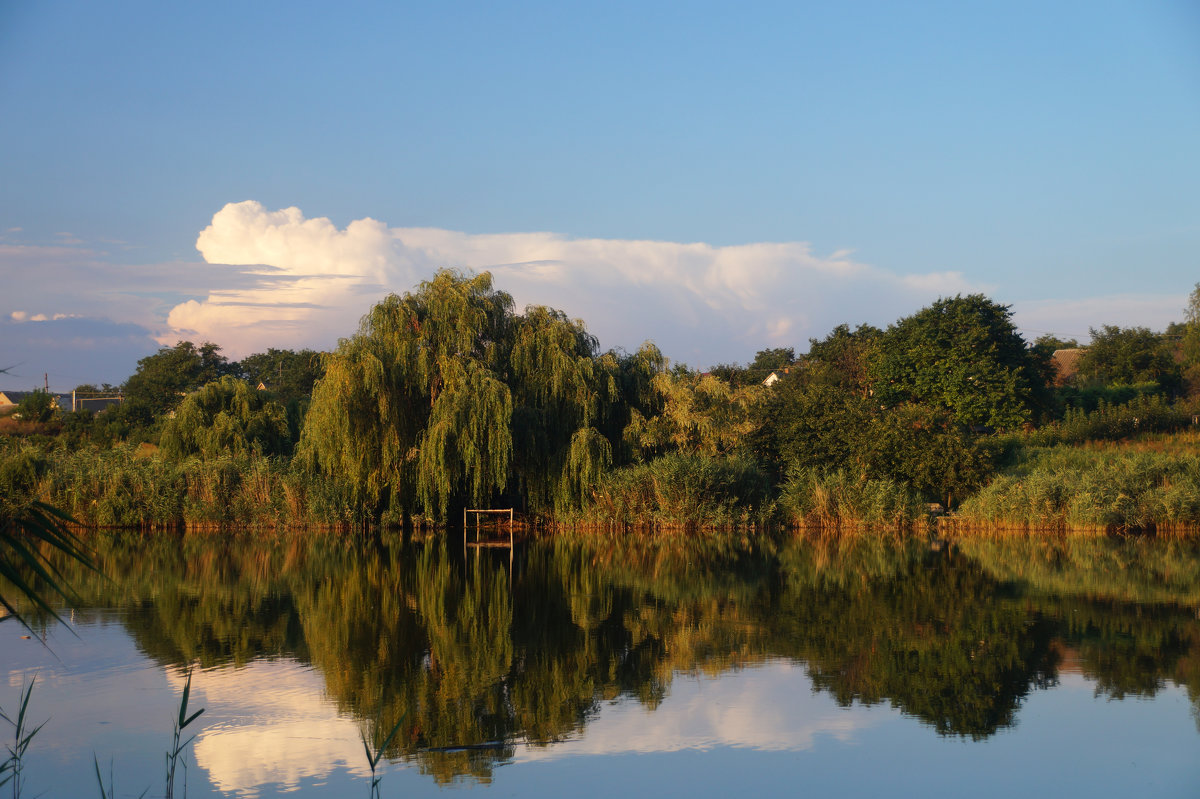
[2,1,1198,387]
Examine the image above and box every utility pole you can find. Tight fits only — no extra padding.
[44,373,49,392]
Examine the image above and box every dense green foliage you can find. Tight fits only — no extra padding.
[160,376,292,459]
[6,269,1200,531]
[15,390,55,424]
[572,453,774,528]
[870,295,1051,428]
[235,347,323,405]
[0,443,368,528]
[1023,394,1196,448]
[957,444,1200,531]
[778,468,924,528]
[121,340,235,423]
[1181,283,1200,395]
[1076,324,1181,394]
[754,310,1011,509]
[299,270,660,521]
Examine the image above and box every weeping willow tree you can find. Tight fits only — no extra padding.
[508,306,620,514]
[298,269,654,521]
[160,375,292,459]
[299,270,514,520]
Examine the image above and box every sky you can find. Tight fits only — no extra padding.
[2,0,1198,388]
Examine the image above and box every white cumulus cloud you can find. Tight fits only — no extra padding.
[169,201,980,364]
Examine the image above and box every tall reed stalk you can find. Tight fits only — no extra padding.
[361,706,405,799]
[0,678,45,799]
[165,670,205,799]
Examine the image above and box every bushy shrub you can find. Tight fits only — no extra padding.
[1026,394,1195,448]
[16,390,56,423]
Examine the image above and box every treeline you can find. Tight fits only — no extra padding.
[4,272,1200,531]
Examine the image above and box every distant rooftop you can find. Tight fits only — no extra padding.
[1050,348,1087,386]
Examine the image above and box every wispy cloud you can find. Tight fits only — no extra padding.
[0,316,161,387]
[0,239,279,336]
[1012,294,1188,343]
[173,201,979,364]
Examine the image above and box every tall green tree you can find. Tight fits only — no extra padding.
[235,348,324,406]
[300,271,514,519]
[1031,334,1080,360]
[1076,325,1180,393]
[508,306,619,513]
[299,270,634,520]
[623,370,763,461]
[235,348,326,444]
[600,343,668,462]
[870,295,1049,429]
[121,341,233,423]
[1181,283,1200,396]
[805,323,883,396]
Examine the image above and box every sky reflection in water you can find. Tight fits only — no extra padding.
[2,532,1198,797]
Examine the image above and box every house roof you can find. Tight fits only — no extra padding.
[1050,348,1087,386]
[0,390,34,407]
[0,391,94,410]
[762,366,793,386]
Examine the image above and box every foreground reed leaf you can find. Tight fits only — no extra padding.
[0,677,47,798]
[361,703,406,797]
[0,501,96,633]
[165,669,205,799]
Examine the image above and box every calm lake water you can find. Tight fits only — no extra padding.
[3,530,1199,797]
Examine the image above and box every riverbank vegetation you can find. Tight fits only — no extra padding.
[3,272,1200,534]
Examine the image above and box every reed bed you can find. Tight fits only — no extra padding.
[778,468,926,530]
[2,443,372,529]
[955,444,1200,533]
[566,453,774,530]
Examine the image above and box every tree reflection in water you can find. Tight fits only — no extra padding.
[8,529,1200,780]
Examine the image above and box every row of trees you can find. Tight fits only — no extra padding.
[9,273,1200,522]
[54,343,324,448]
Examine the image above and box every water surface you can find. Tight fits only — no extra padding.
[3,531,1198,797]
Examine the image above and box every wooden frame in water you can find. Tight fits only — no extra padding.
[463,508,515,548]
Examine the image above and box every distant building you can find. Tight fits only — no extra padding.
[1050,348,1087,387]
[0,390,73,412]
[0,390,27,410]
[72,393,123,413]
[0,390,122,413]
[763,367,793,387]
